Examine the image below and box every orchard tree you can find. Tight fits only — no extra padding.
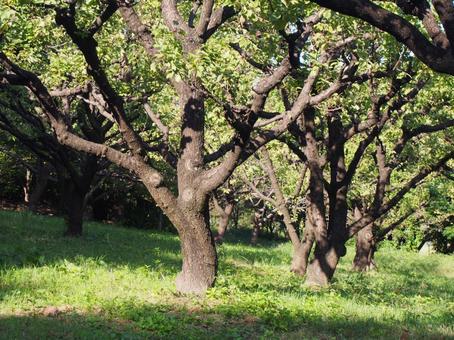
[0,84,111,235]
[267,34,453,284]
[310,0,454,75]
[0,1,376,293]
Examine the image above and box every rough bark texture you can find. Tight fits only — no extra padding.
[290,213,315,275]
[352,222,376,271]
[213,199,234,243]
[175,208,217,294]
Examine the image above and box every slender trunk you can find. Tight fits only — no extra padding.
[212,193,234,243]
[352,205,377,271]
[214,202,234,243]
[23,169,32,206]
[251,210,262,245]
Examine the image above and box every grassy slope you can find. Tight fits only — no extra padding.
[0,211,453,339]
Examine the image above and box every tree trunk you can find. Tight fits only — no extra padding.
[214,206,232,243]
[63,183,85,237]
[175,208,217,294]
[291,213,315,275]
[213,196,234,243]
[305,244,342,286]
[251,210,262,245]
[352,223,376,271]
[23,169,32,206]
[28,164,50,212]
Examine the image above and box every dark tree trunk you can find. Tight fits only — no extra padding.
[27,162,50,212]
[63,182,85,237]
[353,222,377,271]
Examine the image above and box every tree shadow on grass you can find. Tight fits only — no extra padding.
[0,210,182,272]
[0,301,451,340]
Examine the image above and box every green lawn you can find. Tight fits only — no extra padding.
[0,210,453,339]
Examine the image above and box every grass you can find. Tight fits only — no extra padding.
[0,210,453,339]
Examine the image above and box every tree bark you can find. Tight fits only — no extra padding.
[174,206,217,294]
[352,222,376,271]
[28,163,50,212]
[251,210,262,245]
[290,207,315,275]
[212,193,234,243]
[214,202,234,243]
[62,182,85,237]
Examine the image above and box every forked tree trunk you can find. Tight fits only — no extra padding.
[305,243,344,286]
[352,223,376,271]
[175,207,217,294]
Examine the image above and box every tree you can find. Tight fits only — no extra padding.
[0,1,377,293]
[310,0,454,75]
[0,85,110,235]
[280,56,454,285]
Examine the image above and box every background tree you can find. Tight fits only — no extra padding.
[0,84,111,235]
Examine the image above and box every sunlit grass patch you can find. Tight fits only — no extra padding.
[0,210,453,339]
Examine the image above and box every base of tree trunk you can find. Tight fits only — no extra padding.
[176,220,217,294]
[352,260,377,272]
[305,246,341,287]
[353,223,376,272]
[63,228,83,237]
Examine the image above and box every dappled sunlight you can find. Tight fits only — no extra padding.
[1,211,453,338]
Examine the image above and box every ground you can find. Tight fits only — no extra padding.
[0,210,453,339]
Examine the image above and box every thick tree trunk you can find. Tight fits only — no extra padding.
[175,208,217,294]
[352,223,376,271]
[305,244,342,286]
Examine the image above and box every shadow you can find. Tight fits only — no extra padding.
[0,210,182,272]
[0,299,451,340]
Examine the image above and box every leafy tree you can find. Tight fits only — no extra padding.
[310,0,454,75]
[0,1,374,293]
[0,85,111,235]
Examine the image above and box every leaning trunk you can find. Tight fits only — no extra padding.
[175,207,217,294]
[352,223,376,271]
